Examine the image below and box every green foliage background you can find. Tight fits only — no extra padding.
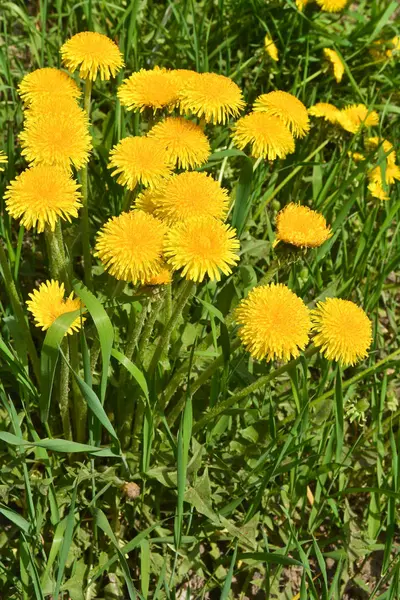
[0,0,399,598]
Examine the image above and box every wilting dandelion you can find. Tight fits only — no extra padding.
[164,216,240,282]
[311,298,372,366]
[18,68,81,105]
[154,171,229,225]
[253,91,310,138]
[108,136,173,190]
[20,106,91,170]
[118,67,181,112]
[232,112,295,160]
[236,284,311,362]
[275,203,332,248]
[60,31,124,80]
[178,72,245,124]
[27,280,85,334]
[4,165,82,232]
[323,48,344,83]
[95,211,167,284]
[308,102,340,123]
[336,104,379,133]
[148,117,211,169]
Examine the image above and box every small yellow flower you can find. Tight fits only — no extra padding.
[365,137,396,165]
[19,106,91,170]
[108,136,173,190]
[154,171,229,225]
[275,203,332,248]
[148,117,211,169]
[18,68,81,105]
[236,284,311,362]
[349,152,365,162]
[368,181,390,201]
[146,266,173,286]
[60,31,124,81]
[118,67,181,112]
[386,35,400,58]
[323,48,344,83]
[311,298,372,367]
[4,165,82,232]
[370,37,400,61]
[178,72,245,124]
[336,104,379,134]
[264,35,279,61]
[95,211,167,284]
[0,151,7,172]
[308,102,340,123]
[253,91,310,138]
[369,164,400,186]
[164,216,240,282]
[296,0,310,9]
[27,280,85,334]
[232,112,295,160]
[316,0,348,12]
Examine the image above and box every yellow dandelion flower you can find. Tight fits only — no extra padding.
[316,0,348,12]
[60,31,124,81]
[178,72,245,124]
[323,48,344,83]
[236,284,311,362]
[146,266,173,286]
[172,69,200,86]
[365,137,396,165]
[311,298,372,367]
[108,136,173,190]
[0,151,7,172]
[23,94,81,122]
[369,164,400,186]
[296,0,310,10]
[134,188,165,214]
[19,106,91,170]
[164,216,240,282]
[148,117,211,169]
[349,152,365,162]
[154,171,229,225]
[253,91,310,138]
[118,67,180,112]
[275,203,332,248]
[232,112,295,160]
[4,165,81,232]
[264,35,279,61]
[386,35,400,58]
[308,102,340,123]
[18,68,81,105]
[27,280,85,334]
[370,36,400,60]
[95,211,166,284]
[336,104,379,134]
[368,181,390,201]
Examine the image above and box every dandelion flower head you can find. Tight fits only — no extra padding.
[253,91,310,138]
[296,0,310,10]
[323,48,344,83]
[118,67,181,112]
[164,216,240,282]
[0,151,7,172]
[148,117,211,169]
[368,181,390,201]
[23,94,82,122]
[275,203,332,248]
[60,31,124,81]
[264,35,279,61]
[178,72,245,124]
[154,171,229,225]
[95,210,167,284]
[20,106,91,170]
[108,136,173,190]
[4,165,82,232]
[236,284,311,362]
[308,102,340,123]
[365,137,396,165]
[316,0,348,12]
[232,112,295,160]
[336,104,379,134]
[18,68,81,105]
[311,298,372,366]
[146,266,173,286]
[134,188,165,215]
[27,280,85,334]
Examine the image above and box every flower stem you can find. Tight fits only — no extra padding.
[70,333,87,442]
[81,77,93,289]
[0,241,40,383]
[59,339,72,440]
[147,280,196,377]
[192,346,319,434]
[45,223,72,288]
[138,287,167,357]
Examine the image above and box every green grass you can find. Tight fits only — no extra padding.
[1,0,400,598]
